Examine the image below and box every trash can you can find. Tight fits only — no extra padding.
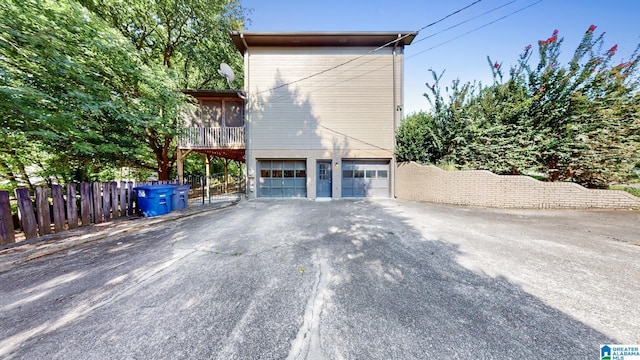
[134,185,174,217]
[171,184,191,211]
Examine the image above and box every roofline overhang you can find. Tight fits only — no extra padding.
[230,31,418,54]
[179,89,244,100]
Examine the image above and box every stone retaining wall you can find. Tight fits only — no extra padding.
[396,162,640,209]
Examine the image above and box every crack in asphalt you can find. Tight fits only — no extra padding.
[286,251,330,360]
[174,242,313,258]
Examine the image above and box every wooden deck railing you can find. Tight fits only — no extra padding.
[178,127,245,149]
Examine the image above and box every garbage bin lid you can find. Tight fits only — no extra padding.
[134,185,176,190]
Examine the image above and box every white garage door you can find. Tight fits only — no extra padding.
[258,160,306,197]
[341,160,390,198]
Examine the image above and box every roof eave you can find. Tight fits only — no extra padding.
[230,31,418,54]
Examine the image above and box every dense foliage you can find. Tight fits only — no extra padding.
[1,0,174,186]
[0,0,247,188]
[81,0,246,180]
[397,26,640,188]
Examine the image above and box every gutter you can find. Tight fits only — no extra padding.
[240,33,252,196]
[392,34,400,198]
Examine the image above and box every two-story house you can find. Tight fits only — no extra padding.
[177,31,415,199]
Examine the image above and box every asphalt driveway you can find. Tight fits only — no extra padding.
[0,199,638,359]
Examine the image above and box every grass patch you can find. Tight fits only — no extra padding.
[435,161,458,171]
[609,185,640,197]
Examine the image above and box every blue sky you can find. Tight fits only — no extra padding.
[241,0,640,115]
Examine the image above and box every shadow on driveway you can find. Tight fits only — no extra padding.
[0,199,626,359]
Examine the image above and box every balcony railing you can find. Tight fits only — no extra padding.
[178,127,245,149]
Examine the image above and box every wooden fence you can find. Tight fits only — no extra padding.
[0,180,177,246]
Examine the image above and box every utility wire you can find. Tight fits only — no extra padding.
[254,35,414,96]
[412,0,516,45]
[407,0,542,60]
[262,54,386,104]
[248,1,542,155]
[416,0,483,32]
[253,0,484,96]
[316,123,396,156]
[262,1,539,106]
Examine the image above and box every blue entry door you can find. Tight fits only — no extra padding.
[316,161,332,197]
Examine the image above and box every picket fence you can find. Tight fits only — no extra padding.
[0,181,177,246]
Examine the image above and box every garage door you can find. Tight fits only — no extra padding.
[258,160,306,197]
[341,160,390,198]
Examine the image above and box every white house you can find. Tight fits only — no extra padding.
[177,31,416,199]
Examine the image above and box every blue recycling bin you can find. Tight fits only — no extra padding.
[171,184,191,211]
[134,185,174,217]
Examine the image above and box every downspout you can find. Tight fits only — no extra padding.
[392,34,400,199]
[240,33,252,197]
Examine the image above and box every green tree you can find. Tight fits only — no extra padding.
[0,0,179,185]
[80,0,248,179]
[396,111,443,163]
[517,27,639,185]
[399,26,640,187]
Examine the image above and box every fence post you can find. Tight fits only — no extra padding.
[127,182,134,215]
[35,186,51,236]
[103,182,111,222]
[80,182,92,226]
[109,182,117,218]
[0,191,15,245]
[51,184,66,232]
[201,175,205,204]
[67,183,79,229]
[92,182,103,224]
[119,182,127,218]
[15,188,38,240]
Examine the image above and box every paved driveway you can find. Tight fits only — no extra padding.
[1,199,638,359]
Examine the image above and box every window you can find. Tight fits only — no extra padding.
[296,170,306,178]
[272,170,283,178]
[342,170,353,178]
[284,170,294,178]
[201,100,222,127]
[195,100,243,128]
[224,101,244,127]
[181,105,199,127]
[377,170,388,178]
[366,170,376,178]
[260,169,271,178]
[354,170,365,178]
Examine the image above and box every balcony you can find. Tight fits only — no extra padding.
[178,126,245,150]
[177,90,245,161]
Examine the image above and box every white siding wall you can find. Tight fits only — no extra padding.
[247,47,400,152]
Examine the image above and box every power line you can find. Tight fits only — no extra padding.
[407,0,543,60]
[412,0,516,45]
[253,0,484,96]
[417,0,483,32]
[317,123,395,156]
[244,1,543,158]
[260,1,540,106]
[261,54,387,104]
[254,35,414,96]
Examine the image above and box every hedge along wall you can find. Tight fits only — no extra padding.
[396,162,640,209]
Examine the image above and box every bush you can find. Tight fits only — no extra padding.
[398,26,640,188]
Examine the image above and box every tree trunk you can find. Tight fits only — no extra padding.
[155,144,174,180]
[223,158,229,193]
[146,127,176,181]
